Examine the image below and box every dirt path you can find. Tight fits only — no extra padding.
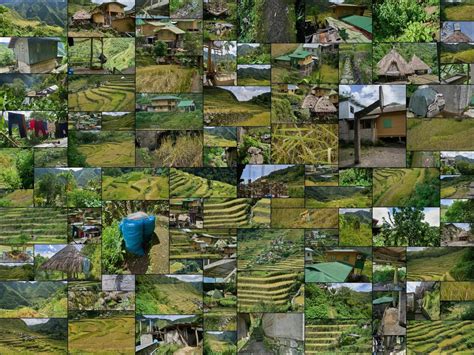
[191,73,202,92]
[241,340,272,354]
[264,0,293,42]
[340,146,406,167]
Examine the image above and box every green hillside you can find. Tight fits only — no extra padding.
[0,5,64,36]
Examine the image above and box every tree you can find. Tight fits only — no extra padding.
[153,41,168,57]
[378,207,439,246]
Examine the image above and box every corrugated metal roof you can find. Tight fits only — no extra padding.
[305,262,353,282]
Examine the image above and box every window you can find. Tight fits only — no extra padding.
[350,106,355,113]
[361,120,372,129]
[383,119,393,128]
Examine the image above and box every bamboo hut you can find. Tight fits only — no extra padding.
[408,54,430,75]
[39,245,88,279]
[377,49,413,80]
[444,23,473,42]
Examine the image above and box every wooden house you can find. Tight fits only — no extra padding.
[377,49,414,81]
[177,100,196,112]
[92,1,126,26]
[72,9,92,25]
[325,249,366,269]
[275,49,313,76]
[154,23,185,48]
[409,54,431,75]
[276,83,299,93]
[176,19,200,32]
[8,37,61,73]
[149,95,181,112]
[330,3,367,19]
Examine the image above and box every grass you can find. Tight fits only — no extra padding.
[305,187,372,208]
[407,249,466,281]
[407,320,474,354]
[271,124,338,164]
[271,208,338,228]
[339,215,372,246]
[443,4,474,20]
[137,134,203,167]
[136,65,201,93]
[68,316,134,354]
[373,168,440,206]
[170,169,236,198]
[441,176,472,199]
[78,140,135,167]
[136,111,202,130]
[408,119,474,150]
[204,134,237,147]
[0,189,33,207]
[441,49,474,64]
[441,282,474,301]
[204,87,270,126]
[102,172,169,200]
[102,113,135,131]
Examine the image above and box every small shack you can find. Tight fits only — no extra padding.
[39,245,89,279]
[93,1,126,26]
[377,49,414,81]
[408,54,430,75]
[8,37,61,73]
[149,95,181,112]
[72,9,92,25]
[330,3,367,19]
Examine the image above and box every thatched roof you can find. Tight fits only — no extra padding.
[72,9,91,20]
[39,245,86,273]
[377,49,413,76]
[302,95,318,109]
[444,30,472,43]
[409,54,430,72]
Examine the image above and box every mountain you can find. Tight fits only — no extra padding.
[342,209,372,223]
[249,92,271,108]
[237,67,271,80]
[0,283,31,309]
[0,0,66,26]
[237,44,257,56]
[30,318,67,339]
[455,155,474,164]
[256,165,305,184]
[0,5,63,36]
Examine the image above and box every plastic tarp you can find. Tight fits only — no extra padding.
[409,87,437,117]
[120,212,156,255]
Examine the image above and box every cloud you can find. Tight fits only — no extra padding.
[330,283,372,292]
[221,86,270,101]
[93,0,134,10]
[423,208,440,227]
[342,85,405,107]
[169,275,202,283]
[407,282,421,293]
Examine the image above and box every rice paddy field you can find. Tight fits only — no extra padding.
[78,139,135,167]
[408,119,474,150]
[136,65,201,93]
[102,170,169,200]
[407,248,466,281]
[68,315,134,354]
[407,320,474,354]
[271,208,338,228]
[203,198,271,228]
[170,169,236,198]
[440,282,474,301]
[68,77,135,112]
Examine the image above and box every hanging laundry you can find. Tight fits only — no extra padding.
[57,122,68,138]
[47,121,56,138]
[7,112,27,138]
[34,120,47,137]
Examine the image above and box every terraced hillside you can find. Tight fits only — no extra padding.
[170,169,236,198]
[0,319,66,355]
[102,173,169,200]
[68,316,134,354]
[78,140,135,167]
[407,320,474,354]
[407,249,466,281]
[305,323,371,354]
[69,77,135,112]
[237,271,303,312]
[204,198,270,228]
[0,208,67,244]
[373,168,440,206]
[238,229,304,271]
[170,229,235,260]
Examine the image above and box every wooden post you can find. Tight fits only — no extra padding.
[393,264,398,284]
[100,38,104,70]
[354,117,360,165]
[89,38,93,69]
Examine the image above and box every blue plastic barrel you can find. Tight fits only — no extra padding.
[120,218,145,256]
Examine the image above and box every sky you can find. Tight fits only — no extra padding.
[329,283,372,292]
[23,319,50,326]
[143,315,192,321]
[167,275,202,283]
[443,22,474,39]
[0,37,10,44]
[220,86,270,101]
[240,165,294,181]
[238,43,260,48]
[212,41,236,56]
[340,208,370,215]
[441,199,466,207]
[237,65,271,69]
[35,245,82,258]
[441,151,473,159]
[102,112,129,116]
[92,0,134,10]
[372,207,440,227]
[339,85,406,107]
[407,282,422,293]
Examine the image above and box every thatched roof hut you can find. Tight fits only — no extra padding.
[444,27,472,42]
[377,49,413,77]
[313,96,337,113]
[72,9,92,21]
[39,245,86,274]
[408,54,430,73]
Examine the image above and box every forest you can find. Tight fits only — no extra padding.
[339,209,372,246]
[305,283,372,320]
[34,168,101,208]
[0,148,33,207]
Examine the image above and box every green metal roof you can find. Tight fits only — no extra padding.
[151,95,181,100]
[289,50,312,59]
[341,15,372,34]
[275,55,291,61]
[177,100,195,107]
[305,262,353,282]
[373,296,394,305]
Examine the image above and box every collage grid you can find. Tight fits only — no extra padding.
[0,0,474,354]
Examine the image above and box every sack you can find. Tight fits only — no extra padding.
[120,218,145,256]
